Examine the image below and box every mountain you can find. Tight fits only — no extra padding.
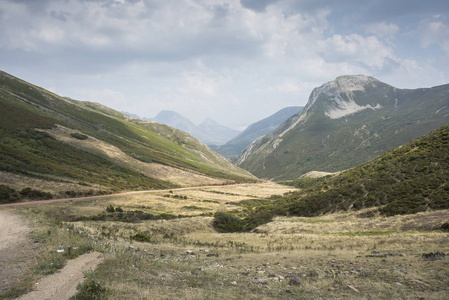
[236,75,449,180]
[211,106,303,159]
[0,71,256,202]
[149,110,240,146]
[151,110,197,134]
[219,123,449,232]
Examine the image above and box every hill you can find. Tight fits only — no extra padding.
[236,75,449,180]
[211,106,302,159]
[150,110,240,146]
[0,71,256,203]
[216,123,449,232]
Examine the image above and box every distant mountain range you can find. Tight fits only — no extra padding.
[211,106,303,159]
[123,110,240,146]
[0,71,255,202]
[237,75,449,180]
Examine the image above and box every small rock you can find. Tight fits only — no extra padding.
[288,276,301,286]
[396,282,403,286]
[253,278,268,285]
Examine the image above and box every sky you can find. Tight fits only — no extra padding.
[1,0,449,129]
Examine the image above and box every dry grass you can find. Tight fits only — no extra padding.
[0,170,105,195]
[3,183,449,299]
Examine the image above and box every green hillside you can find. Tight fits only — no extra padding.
[237,76,449,180]
[215,124,449,232]
[0,71,255,202]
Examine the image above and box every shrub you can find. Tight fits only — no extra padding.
[0,185,17,203]
[74,279,106,300]
[131,233,151,242]
[19,187,52,200]
[70,132,89,140]
[106,205,115,213]
[212,212,246,233]
[441,222,449,232]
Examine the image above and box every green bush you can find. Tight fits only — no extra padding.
[70,132,89,140]
[73,279,106,300]
[0,185,17,203]
[440,222,449,232]
[212,212,246,233]
[131,233,151,242]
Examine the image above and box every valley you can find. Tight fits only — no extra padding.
[1,71,448,299]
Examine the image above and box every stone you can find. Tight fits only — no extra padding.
[253,278,268,285]
[288,276,301,286]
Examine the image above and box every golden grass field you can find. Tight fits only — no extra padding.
[2,182,449,299]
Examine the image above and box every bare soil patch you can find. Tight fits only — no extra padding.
[18,251,104,300]
[0,210,37,295]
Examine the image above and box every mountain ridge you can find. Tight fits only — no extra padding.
[211,106,303,159]
[236,75,449,180]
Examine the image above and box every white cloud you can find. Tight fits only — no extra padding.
[177,71,231,97]
[0,0,448,128]
[419,20,449,52]
[318,34,396,71]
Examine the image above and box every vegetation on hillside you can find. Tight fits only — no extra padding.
[0,71,255,202]
[214,124,449,232]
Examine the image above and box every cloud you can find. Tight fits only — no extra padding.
[318,34,397,72]
[419,18,449,53]
[0,0,448,128]
[177,71,231,97]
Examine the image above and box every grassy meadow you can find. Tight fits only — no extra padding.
[1,182,448,300]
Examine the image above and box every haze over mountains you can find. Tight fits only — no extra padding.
[123,110,240,146]
[211,106,303,159]
[237,75,449,180]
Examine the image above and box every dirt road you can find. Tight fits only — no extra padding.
[0,210,33,295]
[0,183,257,208]
[0,210,104,299]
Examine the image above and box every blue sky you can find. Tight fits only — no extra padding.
[1,0,448,129]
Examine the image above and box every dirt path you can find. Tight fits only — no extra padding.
[0,210,104,299]
[17,252,104,300]
[0,183,260,207]
[0,210,34,295]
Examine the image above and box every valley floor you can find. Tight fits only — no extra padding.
[1,183,448,299]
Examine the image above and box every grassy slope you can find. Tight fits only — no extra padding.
[226,124,449,231]
[0,71,254,201]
